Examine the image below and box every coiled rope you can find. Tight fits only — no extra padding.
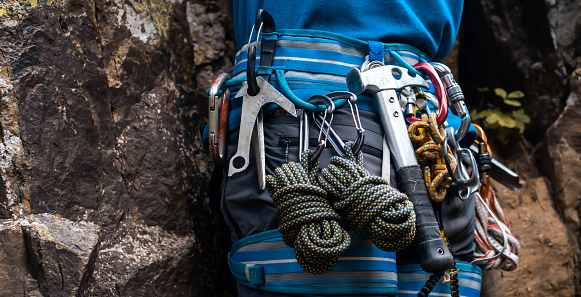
[266,151,351,274]
[317,142,416,252]
[408,112,457,202]
[474,189,520,271]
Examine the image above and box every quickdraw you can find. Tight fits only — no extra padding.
[408,112,457,202]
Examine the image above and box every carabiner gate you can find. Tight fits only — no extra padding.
[306,95,335,163]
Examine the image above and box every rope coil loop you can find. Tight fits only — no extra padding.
[408,112,457,202]
[317,142,416,252]
[266,150,351,274]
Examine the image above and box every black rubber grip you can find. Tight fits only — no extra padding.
[397,165,454,273]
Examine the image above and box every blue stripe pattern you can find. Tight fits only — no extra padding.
[397,263,482,297]
[229,229,398,295]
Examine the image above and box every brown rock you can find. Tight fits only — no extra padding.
[539,74,581,294]
[23,214,101,297]
[0,220,29,296]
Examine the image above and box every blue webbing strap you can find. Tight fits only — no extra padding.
[275,69,347,112]
[397,263,482,297]
[228,229,398,295]
[368,40,384,63]
[389,50,425,78]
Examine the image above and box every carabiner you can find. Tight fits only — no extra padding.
[443,127,480,200]
[408,62,448,126]
[306,95,335,163]
[245,10,276,96]
[431,62,471,141]
[208,73,230,166]
[325,91,365,155]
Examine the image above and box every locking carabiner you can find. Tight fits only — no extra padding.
[208,72,231,166]
[431,62,471,141]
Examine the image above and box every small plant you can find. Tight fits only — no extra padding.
[471,88,531,144]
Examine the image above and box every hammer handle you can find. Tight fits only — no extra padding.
[397,165,454,273]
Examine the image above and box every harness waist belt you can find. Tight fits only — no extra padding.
[228,229,398,295]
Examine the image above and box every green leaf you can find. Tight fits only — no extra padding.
[507,90,525,99]
[471,109,491,120]
[496,112,517,128]
[477,87,490,92]
[515,121,525,133]
[503,99,522,107]
[485,112,501,125]
[512,108,531,124]
[494,88,507,99]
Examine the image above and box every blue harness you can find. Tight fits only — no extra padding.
[211,28,482,296]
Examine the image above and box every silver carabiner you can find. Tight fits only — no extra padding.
[443,127,480,199]
[431,62,471,141]
[306,95,335,163]
[326,91,365,155]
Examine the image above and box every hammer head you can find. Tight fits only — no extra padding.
[346,65,429,96]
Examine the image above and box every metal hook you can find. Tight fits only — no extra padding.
[431,62,471,142]
[245,10,277,97]
[306,95,335,163]
[325,91,365,155]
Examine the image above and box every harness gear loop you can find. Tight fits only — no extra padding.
[317,141,416,252]
[266,149,351,274]
[408,112,456,202]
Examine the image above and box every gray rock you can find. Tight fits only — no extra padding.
[0,220,29,296]
[23,214,101,297]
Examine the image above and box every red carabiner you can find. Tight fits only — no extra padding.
[409,62,448,126]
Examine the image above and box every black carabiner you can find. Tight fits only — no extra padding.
[246,45,260,96]
[306,95,335,164]
[246,10,277,96]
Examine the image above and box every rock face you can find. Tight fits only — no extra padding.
[481,178,575,296]
[0,0,234,295]
[0,220,31,296]
[23,214,101,297]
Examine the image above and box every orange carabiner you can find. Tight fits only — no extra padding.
[473,124,491,199]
